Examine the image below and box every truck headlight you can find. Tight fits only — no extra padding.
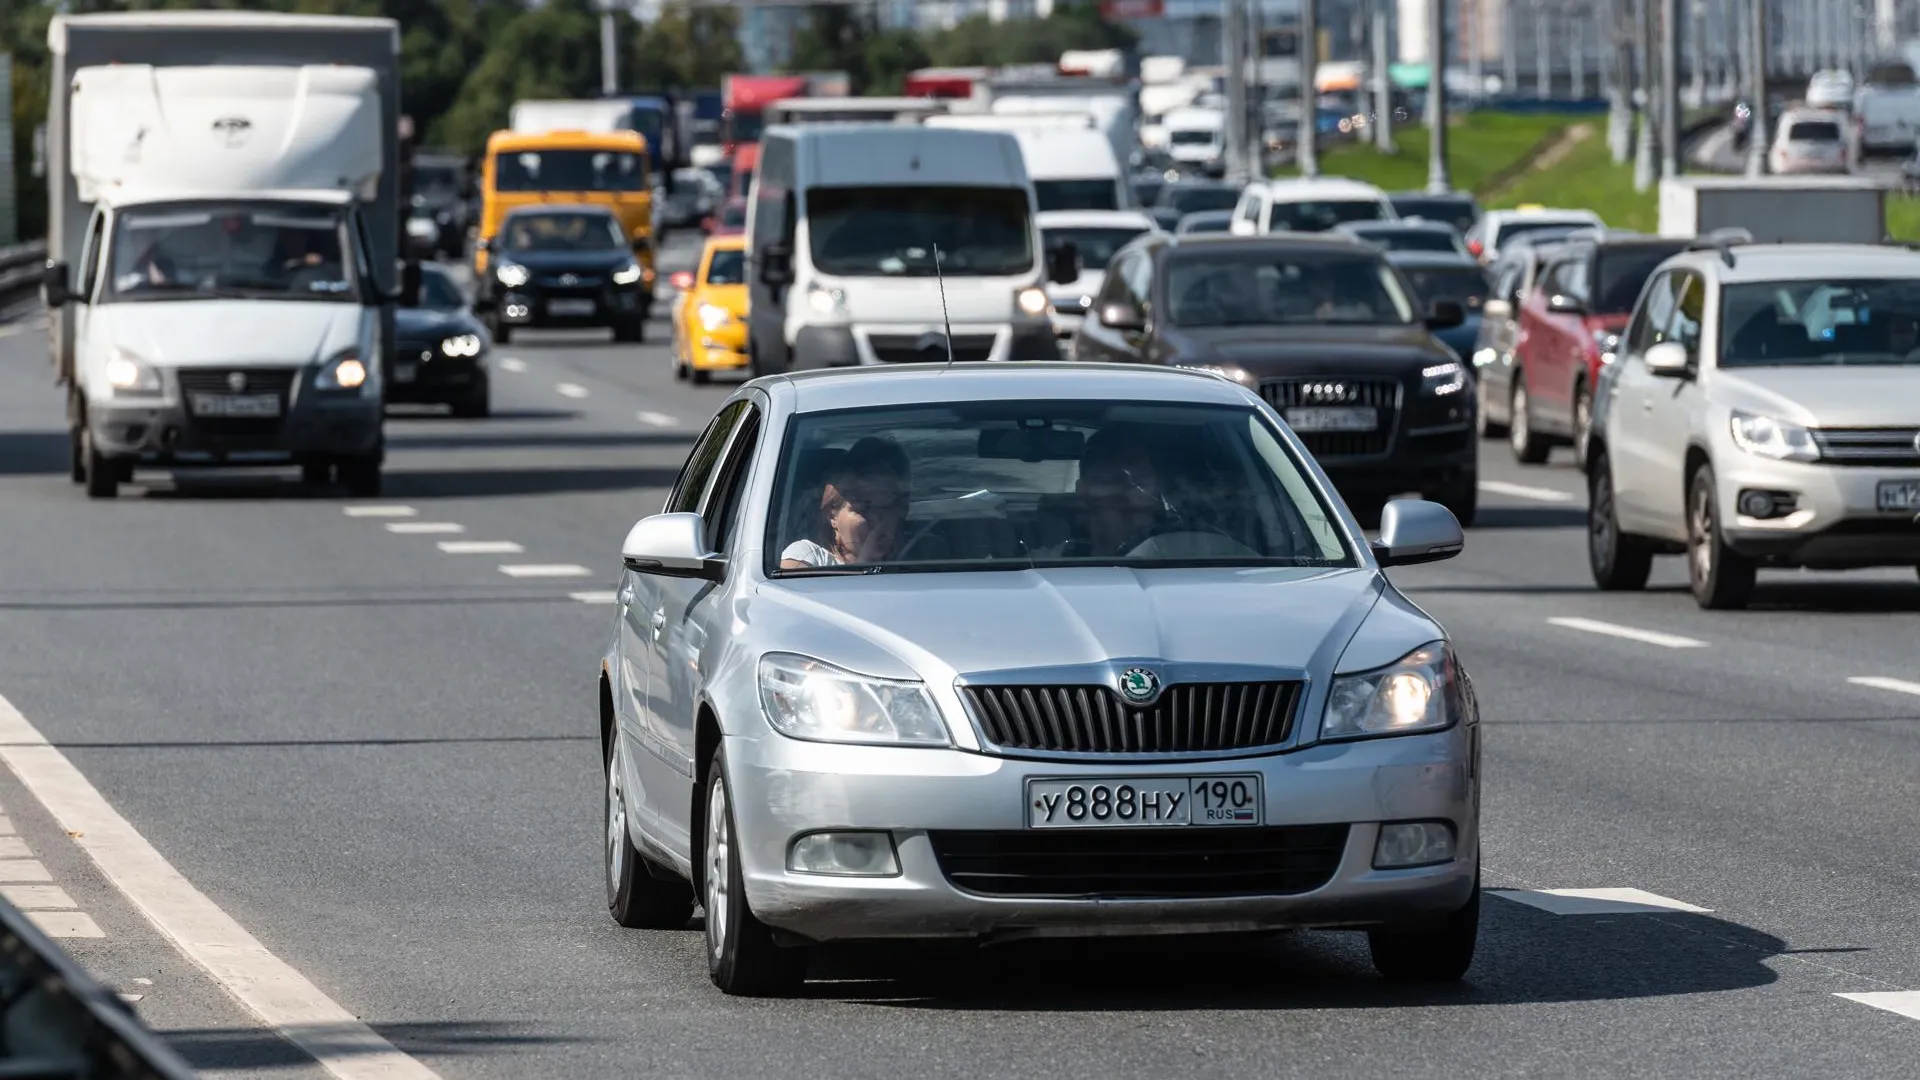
[1321,642,1459,740]
[807,283,848,318]
[757,653,950,747]
[104,350,161,395]
[1015,285,1050,317]
[1729,411,1819,462]
[496,261,529,289]
[697,302,733,332]
[1420,360,1466,396]
[613,261,643,285]
[316,349,370,391]
[441,334,482,358]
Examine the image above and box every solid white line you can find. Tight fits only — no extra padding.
[1490,888,1713,915]
[556,382,589,399]
[498,357,527,373]
[499,564,593,578]
[637,410,678,428]
[1547,616,1707,649]
[1479,480,1576,503]
[1849,676,1920,698]
[0,837,27,858]
[0,694,442,1079]
[1,884,76,909]
[342,505,415,518]
[1838,991,1920,1022]
[384,522,466,535]
[29,910,104,938]
[436,540,523,554]
[569,590,619,603]
[0,859,50,882]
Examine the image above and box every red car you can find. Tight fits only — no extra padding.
[1507,233,1691,464]
[703,197,747,238]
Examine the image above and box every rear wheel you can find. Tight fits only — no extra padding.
[1368,871,1480,982]
[703,746,805,996]
[613,316,645,343]
[1509,375,1550,464]
[339,455,382,498]
[1687,462,1754,610]
[1572,380,1595,465]
[1587,450,1653,591]
[68,427,86,484]
[605,732,694,929]
[690,366,712,386]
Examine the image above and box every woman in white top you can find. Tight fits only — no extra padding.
[779,436,912,569]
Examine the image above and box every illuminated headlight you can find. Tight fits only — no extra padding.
[1179,363,1255,386]
[1321,642,1459,740]
[441,334,483,358]
[1015,285,1050,317]
[1729,410,1819,462]
[315,349,370,391]
[1420,360,1466,396]
[757,653,950,747]
[697,302,733,332]
[612,261,643,285]
[806,283,848,318]
[495,261,529,289]
[1592,329,1621,362]
[104,350,161,394]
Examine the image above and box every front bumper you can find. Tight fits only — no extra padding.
[1718,454,1920,568]
[88,380,381,464]
[726,727,1478,944]
[498,280,649,328]
[690,331,751,371]
[386,346,487,403]
[1318,422,1478,496]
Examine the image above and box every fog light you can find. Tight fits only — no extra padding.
[1738,490,1775,517]
[787,831,900,877]
[1373,821,1455,869]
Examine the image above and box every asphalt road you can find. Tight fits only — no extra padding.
[3,232,1920,1080]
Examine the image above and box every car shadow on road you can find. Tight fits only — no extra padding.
[382,431,697,452]
[0,431,68,475]
[130,464,679,501]
[157,1019,568,1071]
[387,406,586,422]
[1467,505,1589,529]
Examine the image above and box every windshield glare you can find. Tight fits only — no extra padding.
[1594,245,1686,314]
[1042,226,1148,271]
[1391,198,1478,233]
[1167,251,1416,327]
[808,185,1034,277]
[1399,266,1491,310]
[500,213,625,252]
[767,401,1353,575]
[105,203,356,303]
[1722,278,1920,367]
[1035,179,1121,212]
[494,149,647,192]
[1267,200,1386,232]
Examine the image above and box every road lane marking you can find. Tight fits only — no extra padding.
[437,540,524,554]
[1479,480,1577,503]
[1,884,76,909]
[384,522,466,535]
[1838,992,1920,1023]
[0,837,27,858]
[0,694,442,1079]
[28,911,104,938]
[1849,676,1920,698]
[0,859,51,882]
[556,382,589,399]
[499,357,527,373]
[569,590,619,603]
[1491,888,1713,915]
[637,410,678,427]
[0,814,11,834]
[1546,616,1707,649]
[342,505,416,518]
[499,564,593,578]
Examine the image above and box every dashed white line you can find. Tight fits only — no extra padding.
[0,859,50,882]
[569,590,620,603]
[637,410,678,428]
[0,837,28,858]
[499,357,527,373]
[384,522,466,535]
[1838,991,1920,1023]
[1491,888,1713,915]
[342,505,416,518]
[1546,616,1707,649]
[0,693,443,1079]
[437,540,524,554]
[1479,480,1577,503]
[499,564,593,578]
[556,382,590,399]
[1848,676,1920,698]
[28,911,104,938]
[1,884,76,909]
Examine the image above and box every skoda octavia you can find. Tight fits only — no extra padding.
[597,363,1482,995]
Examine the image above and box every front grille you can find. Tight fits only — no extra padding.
[867,332,996,364]
[1810,427,1920,467]
[928,825,1350,898]
[960,681,1303,754]
[533,272,604,288]
[175,368,298,437]
[1258,376,1401,457]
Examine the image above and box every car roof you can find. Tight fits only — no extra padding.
[764,362,1254,413]
[1391,190,1477,202]
[1250,176,1387,200]
[1341,219,1453,232]
[1036,209,1160,230]
[704,233,748,252]
[1484,207,1602,224]
[1672,243,1920,284]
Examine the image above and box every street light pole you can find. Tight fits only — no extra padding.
[1428,0,1453,191]
[1744,0,1768,176]
[1661,0,1681,177]
[1608,0,1633,161]
[1224,0,1250,183]
[1633,0,1659,189]
[1373,0,1396,150]
[601,7,619,96]
[1300,0,1321,176]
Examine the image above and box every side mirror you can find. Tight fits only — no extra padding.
[42,260,74,307]
[621,512,725,581]
[1099,301,1146,332]
[1482,298,1512,320]
[1369,499,1465,567]
[1425,299,1466,330]
[1546,292,1586,315]
[1046,241,1082,285]
[1644,340,1692,376]
[669,270,695,291]
[760,243,793,286]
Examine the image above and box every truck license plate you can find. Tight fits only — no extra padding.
[1286,406,1377,432]
[1026,775,1263,829]
[548,299,596,317]
[1877,480,1920,512]
[190,393,281,418]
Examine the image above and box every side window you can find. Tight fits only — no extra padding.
[1667,272,1705,356]
[1627,271,1678,355]
[1097,252,1133,306]
[1564,256,1591,304]
[1234,191,1261,229]
[1124,252,1155,319]
[80,210,107,298]
[1536,260,1568,302]
[703,405,762,554]
[1491,262,1521,305]
[666,400,748,515]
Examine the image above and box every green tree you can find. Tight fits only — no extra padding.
[632,7,745,92]
[432,0,633,151]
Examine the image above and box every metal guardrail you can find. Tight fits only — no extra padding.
[0,239,47,308]
[0,895,199,1078]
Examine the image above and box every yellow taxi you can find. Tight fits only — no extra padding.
[668,235,750,384]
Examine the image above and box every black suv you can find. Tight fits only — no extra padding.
[1070,233,1479,525]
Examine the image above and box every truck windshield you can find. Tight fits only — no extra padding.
[499,212,627,252]
[1722,279,1920,367]
[727,113,766,145]
[103,203,356,304]
[808,186,1035,277]
[494,149,647,193]
[1035,179,1121,212]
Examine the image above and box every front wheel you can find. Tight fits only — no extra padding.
[1368,871,1479,982]
[451,376,490,419]
[68,427,86,485]
[81,428,121,500]
[613,316,645,343]
[1476,371,1509,439]
[703,747,805,996]
[1687,462,1755,610]
[1588,450,1653,591]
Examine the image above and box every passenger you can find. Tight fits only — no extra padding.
[779,436,912,568]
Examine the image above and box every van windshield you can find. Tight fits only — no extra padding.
[1035,179,1121,212]
[102,202,357,304]
[494,149,647,193]
[807,186,1034,277]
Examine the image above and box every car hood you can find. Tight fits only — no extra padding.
[1714,366,1920,428]
[1167,324,1454,375]
[761,566,1388,684]
[1432,317,1481,361]
[835,273,1041,326]
[496,248,634,272]
[94,300,364,368]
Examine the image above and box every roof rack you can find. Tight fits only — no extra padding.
[1687,226,1753,266]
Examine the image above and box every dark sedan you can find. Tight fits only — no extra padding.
[1176,210,1234,235]
[1148,179,1244,233]
[474,204,650,344]
[1383,250,1492,367]
[389,262,492,417]
[1070,234,1478,525]
[1336,220,1471,257]
[1387,191,1483,236]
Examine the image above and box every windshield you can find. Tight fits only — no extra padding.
[1035,179,1121,212]
[1354,228,1466,254]
[1721,278,1920,367]
[1166,249,1417,327]
[628,106,665,146]
[1178,213,1233,234]
[1398,265,1490,311]
[1786,121,1842,142]
[766,400,1353,576]
[1160,186,1241,213]
[1593,244,1686,314]
[1496,220,1585,247]
[807,185,1034,277]
[499,212,626,252]
[1266,199,1387,232]
[705,249,746,284]
[418,266,465,309]
[1042,226,1148,271]
[103,202,356,304]
[493,149,647,193]
[415,164,460,193]
[1169,129,1217,146]
[1390,197,1478,233]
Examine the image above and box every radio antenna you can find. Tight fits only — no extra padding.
[933,243,956,372]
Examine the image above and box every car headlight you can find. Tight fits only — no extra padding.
[104,350,161,395]
[697,302,733,332]
[1179,363,1255,386]
[1321,642,1460,741]
[757,653,950,748]
[807,282,848,318]
[495,261,529,289]
[613,261,643,285]
[441,334,482,358]
[1015,285,1050,317]
[1591,328,1621,362]
[1420,360,1466,396]
[315,349,370,392]
[1729,410,1819,462]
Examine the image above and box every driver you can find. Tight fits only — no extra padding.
[1884,314,1920,359]
[1041,426,1169,558]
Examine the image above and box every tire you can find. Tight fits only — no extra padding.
[605,731,694,929]
[1368,869,1480,982]
[613,316,645,343]
[1686,461,1755,610]
[690,367,712,386]
[81,427,120,500]
[1428,473,1479,529]
[491,317,512,345]
[703,746,805,996]
[1587,450,1653,591]
[68,426,86,484]
[338,455,382,498]
[451,376,490,419]
[673,361,690,382]
[1476,373,1508,439]
[1509,375,1550,464]
[301,462,334,488]
[1572,379,1594,465]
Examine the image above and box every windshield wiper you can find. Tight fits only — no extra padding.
[772,565,891,577]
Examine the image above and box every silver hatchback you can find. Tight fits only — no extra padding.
[598,362,1482,995]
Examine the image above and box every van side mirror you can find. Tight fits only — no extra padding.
[1099,301,1146,332]
[1370,499,1465,567]
[42,261,74,307]
[760,243,793,286]
[1046,241,1082,285]
[1644,340,1692,377]
[621,512,725,581]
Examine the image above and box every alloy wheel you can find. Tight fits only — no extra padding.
[605,738,628,893]
[1574,386,1592,462]
[705,776,731,962]
[1689,479,1715,586]
[1589,469,1615,571]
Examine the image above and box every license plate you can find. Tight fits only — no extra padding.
[549,299,596,316]
[1026,775,1263,829]
[1877,480,1920,511]
[394,364,417,383]
[1286,406,1378,432]
[189,393,280,418]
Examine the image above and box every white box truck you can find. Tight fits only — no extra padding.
[922,113,1130,211]
[42,12,407,499]
[1657,176,1890,245]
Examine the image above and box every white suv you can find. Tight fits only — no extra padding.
[1583,242,1920,609]
[1229,177,1397,235]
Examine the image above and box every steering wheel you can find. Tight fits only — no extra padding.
[1120,521,1259,560]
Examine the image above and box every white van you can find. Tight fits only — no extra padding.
[1853,84,1920,155]
[743,124,1079,373]
[1162,106,1225,175]
[1230,177,1399,234]
[923,113,1128,211]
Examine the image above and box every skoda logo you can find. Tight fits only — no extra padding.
[226,372,247,392]
[559,273,578,286]
[1118,667,1160,705]
[1303,381,1354,403]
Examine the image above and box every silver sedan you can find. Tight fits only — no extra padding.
[598,362,1482,996]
